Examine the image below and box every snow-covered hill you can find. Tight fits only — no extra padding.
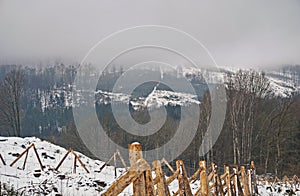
[0,137,128,195]
[182,66,299,97]
[95,89,200,110]
[36,66,300,111]
[1,137,299,195]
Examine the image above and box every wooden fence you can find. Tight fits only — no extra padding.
[102,143,259,196]
[2,142,299,195]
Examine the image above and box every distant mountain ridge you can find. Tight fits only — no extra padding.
[37,65,300,111]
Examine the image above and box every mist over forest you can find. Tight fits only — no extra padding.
[0,63,299,177]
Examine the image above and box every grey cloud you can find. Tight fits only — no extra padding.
[0,0,299,68]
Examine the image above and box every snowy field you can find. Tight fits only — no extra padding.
[0,137,299,195]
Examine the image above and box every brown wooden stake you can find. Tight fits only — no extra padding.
[102,158,150,196]
[99,162,107,171]
[99,149,128,173]
[217,172,225,196]
[194,160,209,196]
[99,153,115,172]
[166,168,179,185]
[116,149,128,170]
[207,163,215,182]
[240,166,250,196]
[129,143,143,166]
[0,153,6,165]
[250,161,258,194]
[71,149,89,173]
[176,160,193,196]
[55,148,71,171]
[212,163,224,196]
[145,169,155,196]
[233,168,239,196]
[102,171,139,196]
[22,150,29,170]
[161,158,175,174]
[10,144,44,171]
[225,166,232,196]
[10,143,33,167]
[73,155,77,174]
[114,152,117,178]
[129,142,147,196]
[32,145,44,171]
[247,169,253,195]
[292,175,298,189]
[235,167,244,196]
[188,161,201,183]
[153,160,171,196]
[55,148,89,173]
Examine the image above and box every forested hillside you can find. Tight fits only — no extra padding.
[0,63,299,177]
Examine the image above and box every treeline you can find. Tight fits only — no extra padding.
[0,64,299,177]
[193,70,300,177]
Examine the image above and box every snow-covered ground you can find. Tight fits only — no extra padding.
[96,89,200,110]
[1,137,299,195]
[258,181,300,196]
[0,137,129,195]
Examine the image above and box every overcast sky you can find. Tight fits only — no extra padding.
[0,0,300,68]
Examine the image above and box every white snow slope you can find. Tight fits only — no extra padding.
[1,137,299,195]
[0,137,128,195]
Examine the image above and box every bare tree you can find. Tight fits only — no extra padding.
[226,69,270,164]
[0,69,25,136]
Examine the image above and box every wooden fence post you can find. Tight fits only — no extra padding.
[233,168,239,196]
[128,142,154,196]
[240,166,250,196]
[176,160,193,196]
[194,160,209,196]
[250,161,258,194]
[102,143,154,196]
[212,163,224,196]
[153,160,171,196]
[145,169,155,196]
[225,166,232,196]
[129,142,147,196]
